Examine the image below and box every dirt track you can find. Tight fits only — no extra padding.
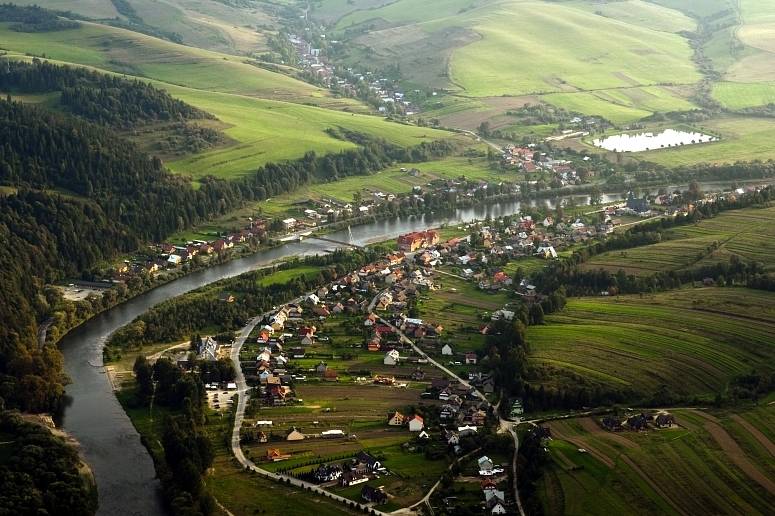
[703,420,775,495]
[619,455,690,516]
[731,414,775,458]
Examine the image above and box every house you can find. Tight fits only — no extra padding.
[286,428,305,441]
[266,448,291,462]
[417,430,430,440]
[478,456,494,475]
[361,485,388,505]
[654,413,676,428]
[407,415,424,432]
[485,490,507,514]
[464,351,477,365]
[197,336,218,361]
[536,245,558,259]
[167,254,182,265]
[383,349,400,366]
[340,470,369,486]
[313,464,343,483]
[306,293,320,305]
[323,367,339,381]
[387,411,405,426]
[282,218,297,230]
[356,451,382,471]
[458,425,478,437]
[441,344,453,356]
[397,230,439,251]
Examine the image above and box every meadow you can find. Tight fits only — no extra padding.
[527,288,775,398]
[585,205,775,275]
[539,404,775,515]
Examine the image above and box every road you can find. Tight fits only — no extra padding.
[229,308,390,516]
[372,288,526,516]
[455,128,503,154]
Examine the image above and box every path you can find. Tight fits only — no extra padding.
[730,414,775,457]
[229,307,390,516]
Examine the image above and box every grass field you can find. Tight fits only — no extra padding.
[12,0,276,55]
[585,205,775,275]
[527,288,775,399]
[450,2,699,98]
[0,21,458,179]
[539,405,775,515]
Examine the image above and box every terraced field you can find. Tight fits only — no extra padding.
[527,288,775,398]
[585,206,775,274]
[540,405,775,515]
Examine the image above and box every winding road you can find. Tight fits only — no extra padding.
[228,311,390,516]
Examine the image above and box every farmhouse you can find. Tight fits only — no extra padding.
[383,349,400,365]
[407,415,424,432]
[465,351,477,365]
[266,448,291,462]
[387,411,405,426]
[441,344,453,356]
[361,485,388,505]
[286,428,305,441]
[356,451,382,471]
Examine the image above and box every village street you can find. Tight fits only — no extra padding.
[369,289,527,516]
[229,303,390,516]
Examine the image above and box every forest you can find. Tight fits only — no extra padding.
[0,59,212,128]
[0,3,79,32]
[0,409,97,515]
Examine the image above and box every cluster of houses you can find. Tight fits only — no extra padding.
[501,145,594,187]
[601,411,677,432]
[127,218,269,277]
[477,456,508,514]
[287,33,418,116]
[291,450,389,504]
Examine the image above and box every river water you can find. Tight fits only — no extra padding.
[56,182,747,514]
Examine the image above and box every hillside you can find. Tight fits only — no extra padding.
[0,19,457,178]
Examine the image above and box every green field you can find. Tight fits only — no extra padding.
[450,2,699,97]
[12,0,276,55]
[528,288,775,398]
[540,406,775,515]
[585,205,775,274]
[0,21,458,179]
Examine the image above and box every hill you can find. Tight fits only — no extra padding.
[527,288,775,402]
[584,205,775,275]
[539,405,775,515]
[0,19,457,178]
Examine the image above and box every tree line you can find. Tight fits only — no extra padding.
[0,3,79,32]
[0,59,211,128]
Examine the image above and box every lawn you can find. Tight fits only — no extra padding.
[527,288,775,398]
[540,408,775,515]
[585,205,775,274]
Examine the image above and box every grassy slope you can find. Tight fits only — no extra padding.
[0,22,343,105]
[528,288,775,398]
[13,0,274,54]
[162,84,452,179]
[450,2,699,97]
[585,205,775,275]
[0,22,457,179]
[541,406,775,515]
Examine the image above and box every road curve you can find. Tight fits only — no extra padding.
[229,313,389,516]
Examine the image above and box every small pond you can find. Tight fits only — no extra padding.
[593,129,717,152]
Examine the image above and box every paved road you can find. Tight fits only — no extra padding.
[372,289,526,515]
[229,310,389,516]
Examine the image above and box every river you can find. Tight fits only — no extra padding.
[56,181,749,514]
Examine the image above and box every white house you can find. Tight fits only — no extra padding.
[282,218,297,230]
[536,245,558,259]
[478,456,494,475]
[407,415,424,432]
[306,293,320,305]
[383,349,400,365]
[441,344,453,356]
[167,254,182,265]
